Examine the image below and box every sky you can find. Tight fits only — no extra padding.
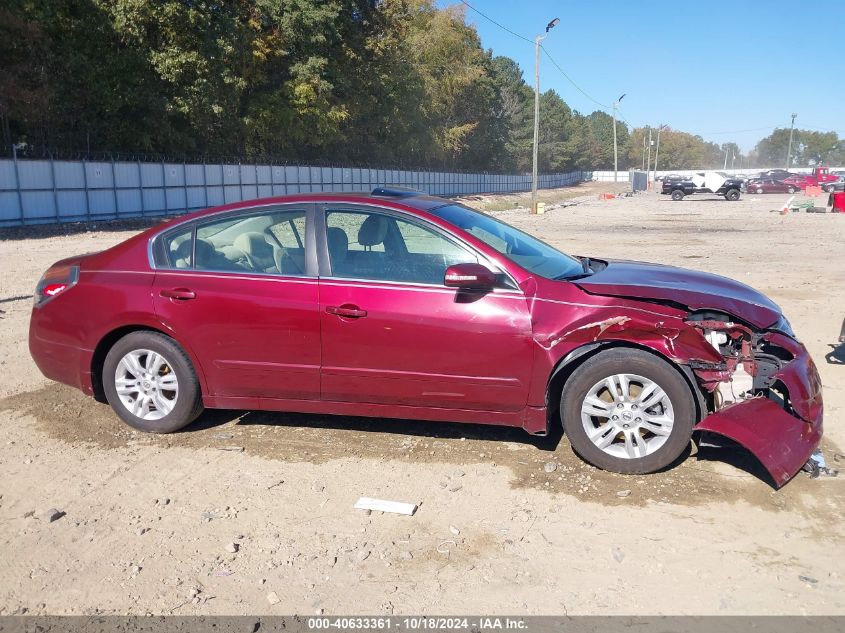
[439,0,845,152]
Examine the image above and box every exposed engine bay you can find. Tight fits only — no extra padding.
[683,311,823,487]
[687,312,794,409]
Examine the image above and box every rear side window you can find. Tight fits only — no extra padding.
[163,228,193,269]
[153,207,309,275]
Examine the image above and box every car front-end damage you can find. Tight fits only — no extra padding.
[556,260,825,487]
[685,314,823,487]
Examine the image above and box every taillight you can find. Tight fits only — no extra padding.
[34,265,79,306]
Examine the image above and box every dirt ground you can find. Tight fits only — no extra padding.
[1,182,844,616]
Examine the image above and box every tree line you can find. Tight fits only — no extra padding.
[2,0,842,171]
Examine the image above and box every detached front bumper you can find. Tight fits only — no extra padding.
[693,333,823,487]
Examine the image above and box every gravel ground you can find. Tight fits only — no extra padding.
[0,182,844,616]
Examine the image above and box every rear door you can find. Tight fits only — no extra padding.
[151,203,321,402]
[316,204,534,412]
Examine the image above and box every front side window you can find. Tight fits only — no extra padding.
[429,204,584,280]
[325,209,477,284]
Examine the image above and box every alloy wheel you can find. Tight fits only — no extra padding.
[580,373,675,459]
[114,349,179,420]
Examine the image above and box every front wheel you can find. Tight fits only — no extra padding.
[670,190,684,201]
[725,188,741,201]
[560,348,696,474]
[103,331,204,433]
[787,186,796,194]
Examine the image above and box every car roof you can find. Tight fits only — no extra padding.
[161,191,453,227]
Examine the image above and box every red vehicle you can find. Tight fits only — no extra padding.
[784,166,840,192]
[29,190,823,485]
[746,178,801,194]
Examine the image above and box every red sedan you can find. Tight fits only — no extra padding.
[29,190,823,485]
[746,178,801,194]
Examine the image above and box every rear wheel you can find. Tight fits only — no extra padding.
[725,188,741,201]
[560,348,695,474]
[787,186,796,193]
[103,331,203,433]
[670,189,684,201]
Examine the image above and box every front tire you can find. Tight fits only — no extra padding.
[670,190,684,201]
[560,348,695,474]
[787,186,796,193]
[103,331,203,433]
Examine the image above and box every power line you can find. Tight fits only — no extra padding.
[459,0,617,114]
[458,0,534,44]
[540,46,611,111]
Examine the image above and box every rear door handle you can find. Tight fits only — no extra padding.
[326,305,367,318]
[160,288,196,300]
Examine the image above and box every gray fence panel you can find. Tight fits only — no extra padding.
[116,188,143,215]
[85,162,113,189]
[0,157,591,227]
[241,164,257,185]
[222,164,239,185]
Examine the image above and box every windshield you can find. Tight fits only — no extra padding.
[430,204,585,280]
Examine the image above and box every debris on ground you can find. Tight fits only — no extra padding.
[40,508,64,523]
[803,450,839,479]
[544,462,557,473]
[612,547,625,563]
[218,446,244,453]
[616,490,632,498]
[224,542,239,554]
[354,497,417,516]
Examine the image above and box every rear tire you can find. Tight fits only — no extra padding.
[787,186,796,193]
[671,190,684,201]
[560,348,695,474]
[103,331,203,433]
[725,188,740,201]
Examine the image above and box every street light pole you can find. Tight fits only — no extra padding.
[785,112,797,170]
[646,127,653,182]
[612,94,625,183]
[531,17,559,214]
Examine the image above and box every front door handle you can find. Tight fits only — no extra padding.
[326,304,367,318]
[160,288,196,300]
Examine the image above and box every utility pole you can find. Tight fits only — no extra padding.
[531,17,559,214]
[612,94,625,182]
[723,147,729,170]
[641,129,647,170]
[653,124,666,181]
[646,127,653,182]
[785,112,797,170]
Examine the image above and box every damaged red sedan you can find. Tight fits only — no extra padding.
[29,190,823,486]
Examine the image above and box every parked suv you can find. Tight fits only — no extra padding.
[660,172,744,201]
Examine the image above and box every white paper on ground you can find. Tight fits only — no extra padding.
[354,497,417,516]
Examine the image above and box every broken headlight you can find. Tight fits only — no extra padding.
[771,314,795,339]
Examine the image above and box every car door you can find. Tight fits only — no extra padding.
[317,204,534,412]
[151,203,321,402]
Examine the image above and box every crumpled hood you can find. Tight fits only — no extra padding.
[575,260,782,329]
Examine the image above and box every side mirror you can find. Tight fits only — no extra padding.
[444,263,497,290]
